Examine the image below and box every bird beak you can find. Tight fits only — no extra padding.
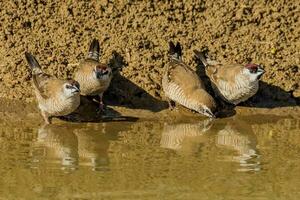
[257,67,265,74]
[96,71,102,79]
[204,109,216,118]
[257,66,265,79]
[94,69,109,79]
[72,85,80,93]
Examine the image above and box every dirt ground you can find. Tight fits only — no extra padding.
[0,0,299,109]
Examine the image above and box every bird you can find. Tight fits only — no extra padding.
[25,52,81,124]
[194,50,265,105]
[162,42,216,118]
[74,39,112,112]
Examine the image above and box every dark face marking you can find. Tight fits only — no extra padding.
[257,73,263,80]
[65,84,73,89]
[94,65,110,79]
[65,79,80,92]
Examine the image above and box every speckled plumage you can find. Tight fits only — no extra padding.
[74,59,111,96]
[162,42,216,118]
[73,39,112,110]
[35,79,80,116]
[207,64,259,105]
[194,51,264,105]
[25,52,80,124]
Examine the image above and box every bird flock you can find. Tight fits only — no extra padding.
[25,39,265,124]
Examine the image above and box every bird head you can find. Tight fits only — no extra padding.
[202,107,216,118]
[197,93,217,118]
[93,64,112,80]
[63,79,80,97]
[244,64,265,81]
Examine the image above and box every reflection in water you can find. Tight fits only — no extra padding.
[160,118,261,172]
[75,128,110,171]
[32,124,112,171]
[1,114,300,199]
[32,124,79,171]
[215,119,260,172]
[160,119,213,154]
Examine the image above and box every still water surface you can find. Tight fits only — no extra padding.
[0,115,300,199]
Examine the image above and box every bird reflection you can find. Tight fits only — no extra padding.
[32,123,114,171]
[160,119,213,155]
[160,118,261,172]
[74,127,110,171]
[215,119,261,172]
[32,124,79,171]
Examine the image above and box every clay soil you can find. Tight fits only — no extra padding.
[0,0,299,109]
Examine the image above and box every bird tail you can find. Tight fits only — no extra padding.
[169,41,182,60]
[194,50,220,67]
[193,50,209,67]
[25,52,43,75]
[87,39,100,61]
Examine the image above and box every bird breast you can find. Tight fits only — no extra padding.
[75,73,111,96]
[216,75,259,104]
[38,94,80,116]
[163,76,207,113]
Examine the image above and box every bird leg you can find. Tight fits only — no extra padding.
[41,111,51,124]
[98,93,105,113]
[167,99,176,110]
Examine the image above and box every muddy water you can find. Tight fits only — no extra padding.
[0,114,300,199]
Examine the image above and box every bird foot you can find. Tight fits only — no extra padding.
[96,103,106,114]
[168,100,176,111]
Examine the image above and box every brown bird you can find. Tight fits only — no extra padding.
[74,39,112,111]
[25,52,80,124]
[162,42,216,118]
[194,50,265,105]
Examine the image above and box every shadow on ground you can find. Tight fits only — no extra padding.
[60,51,168,122]
[242,82,299,108]
[103,51,168,112]
[58,96,139,123]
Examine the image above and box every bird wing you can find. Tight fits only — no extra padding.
[24,52,53,99]
[32,73,53,99]
[168,59,204,92]
[206,64,243,85]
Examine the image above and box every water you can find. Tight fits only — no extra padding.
[0,115,300,199]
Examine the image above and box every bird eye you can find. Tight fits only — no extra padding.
[250,68,258,73]
[65,84,72,89]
